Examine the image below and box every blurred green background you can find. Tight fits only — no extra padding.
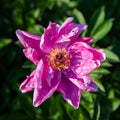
[0,0,120,120]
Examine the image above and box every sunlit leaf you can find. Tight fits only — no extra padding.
[108,89,115,99]
[22,60,36,70]
[82,91,93,103]
[27,24,44,35]
[91,18,114,42]
[91,68,110,75]
[110,98,120,111]
[73,9,86,24]
[103,49,120,63]
[90,6,105,35]
[91,77,105,92]
[0,39,11,48]
[100,61,112,67]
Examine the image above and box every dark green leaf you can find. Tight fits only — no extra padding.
[93,101,100,120]
[0,113,29,120]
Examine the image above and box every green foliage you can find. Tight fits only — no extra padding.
[0,0,120,120]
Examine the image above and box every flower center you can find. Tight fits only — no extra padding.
[48,48,70,70]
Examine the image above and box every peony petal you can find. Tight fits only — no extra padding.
[58,17,73,34]
[34,59,44,88]
[59,22,87,38]
[55,36,71,49]
[72,52,97,75]
[69,42,102,75]
[19,59,44,93]
[16,29,40,48]
[40,18,87,50]
[72,42,106,62]
[44,66,54,87]
[16,29,44,56]
[55,17,88,48]
[63,70,98,92]
[33,70,61,107]
[88,48,106,62]
[40,22,60,53]
[19,70,35,93]
[82,75,98,92]
[57,75,81,109]
[23,48,40,65]
[76,36,93,45]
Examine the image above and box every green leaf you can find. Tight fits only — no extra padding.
[27,8,40,19]
[91,68,110,75]
[103,49,120,63]
[27,24,44,35]
[90,6,105,35]
[93,101,100,120]
[73,9,87,36]
[49,95,62,120]
[108,89,115,99]
[79,105,92,120]
[110,98,120,111]
[91,18,114,42]
[100,61,112,67]
[82,91,93,103]
[47,0,55,10]
[22,60,36,70]
[0,39,12,48]
[73,9,86,24]
[92,77,105,92]
[18,94,36,119]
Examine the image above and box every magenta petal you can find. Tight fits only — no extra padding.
[20,59,44,93]
[69,42,101,75]
[73,58,97,76]
[57,75,81,109]
[64,70,98,92]
[43,66,54,87]
[16,29,43,56]
[34,60,44,88]
[58,17,73,34]
[82,75,98,92]
[55,36,71,49]
[19,70,35,93]
[23,48,40,65]
[33,71,61,107]
[66,23,87,38]
[89,48,106,62]
[40,22,60,53]
[59,18,87,38]
[76,36,93,45]
[16,29,40,48]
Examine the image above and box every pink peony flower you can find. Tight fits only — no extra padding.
[16,17,105,109]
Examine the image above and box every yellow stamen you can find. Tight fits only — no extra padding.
[48,48,70,70]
